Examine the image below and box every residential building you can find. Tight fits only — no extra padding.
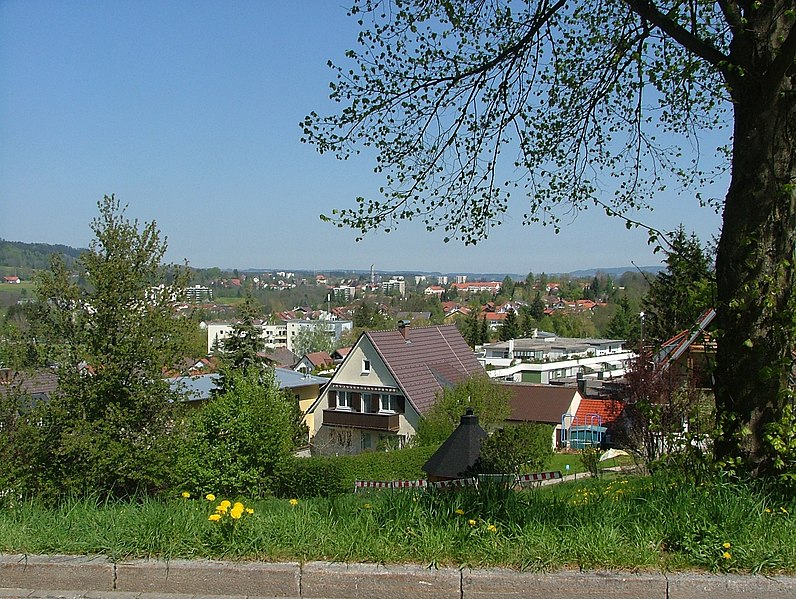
[169,368,328,435]
[285,319,353,353]
[381,276,406,296]
[482,334,634,384]
[185,284,213,303]
[307,323,484,454]
[295,351,335,374]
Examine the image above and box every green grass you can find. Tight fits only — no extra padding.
[1,474,793,574]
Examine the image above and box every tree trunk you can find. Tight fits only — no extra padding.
[714,69,796,475]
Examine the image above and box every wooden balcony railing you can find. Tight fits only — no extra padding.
[323,410,400,432]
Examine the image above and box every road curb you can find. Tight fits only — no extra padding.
[1,554,795,598]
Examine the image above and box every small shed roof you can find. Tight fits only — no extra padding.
[422,408,487,480]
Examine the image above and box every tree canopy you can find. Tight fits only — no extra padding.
[305,1,796,476]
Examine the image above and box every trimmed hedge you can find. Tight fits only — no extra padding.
[275,445,440,498]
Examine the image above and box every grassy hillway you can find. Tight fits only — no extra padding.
[1,472,793,575]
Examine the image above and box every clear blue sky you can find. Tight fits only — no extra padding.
[1,0,725,275]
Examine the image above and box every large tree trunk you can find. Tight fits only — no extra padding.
[714,62,796,475]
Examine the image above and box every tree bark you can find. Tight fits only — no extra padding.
[714,62,796,475]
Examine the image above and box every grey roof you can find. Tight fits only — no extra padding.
[170,368,327,402]
[422,409,487,479]
[365,325,484,415]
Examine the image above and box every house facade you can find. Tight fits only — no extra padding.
[308,323,484,454]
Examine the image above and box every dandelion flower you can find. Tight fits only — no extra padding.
[487,524,497,533]
[722,542,731,549]
[722,552,732,560]
[246,507,254,514]
[208,513,221,522]
[289,498,298,506]
[455,509,464,515]
[181,491,190,498]
[205,493,216,501]
[468,519,477,526]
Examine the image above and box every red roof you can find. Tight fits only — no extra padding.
[574,398,625,428]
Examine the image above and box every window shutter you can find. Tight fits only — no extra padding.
[329,390,336,409]
[397,395,405,413]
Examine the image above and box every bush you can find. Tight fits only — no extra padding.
[274,445,439,498]
[173,369,301,498]
[477,423,554,475]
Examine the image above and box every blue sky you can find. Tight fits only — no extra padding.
[1,0,725,275]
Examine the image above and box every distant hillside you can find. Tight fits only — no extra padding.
[0,239,84,275]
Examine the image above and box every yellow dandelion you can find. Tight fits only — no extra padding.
[219,500,231,509]
[765,508,772,513]
[181,491,190,499]
[205,493,216,501]
[468,519,477,526]
[455,509,465,515]
[722,542,731,549]
[487,524,497,533]
[722,551,732,560]
[246,507,254,514]
[208,513,221,522]
[289,498,298,506]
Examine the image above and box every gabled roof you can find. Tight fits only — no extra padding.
[654,308,716,374]
[302,351,334,368]
[365,324,484,415]
[503,382,579,424]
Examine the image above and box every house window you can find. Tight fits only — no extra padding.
[362,359,371,374]
[380,393,398,413]
[338,390,352,410]
[361,432,372,450]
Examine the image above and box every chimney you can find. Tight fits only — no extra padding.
[577,371,585,396]
[398,319,410,341]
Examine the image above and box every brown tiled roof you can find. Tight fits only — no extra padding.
[503,383,579,424]
[0,369,59,402]
[366,325,484,415]
[305,351,334,368]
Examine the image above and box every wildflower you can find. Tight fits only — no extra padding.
[722,551,732,560]
[289,498,298,506]
[765,508,772,513]
[722,542,731,549]
[455,509,464,515]
[181,491,190,499]
[468,519,477,526]
[246,507,254,514]
[487,524,497,533]
[205,493,216,501]
[208,513,221,522]
[216,500,231,513]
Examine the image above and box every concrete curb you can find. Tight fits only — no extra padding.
[1,554,795,598]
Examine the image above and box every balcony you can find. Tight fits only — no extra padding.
[323,409,400,432]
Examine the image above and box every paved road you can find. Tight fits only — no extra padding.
[1,554,795,598]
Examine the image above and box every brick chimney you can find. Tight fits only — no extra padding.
[397,319,410,340]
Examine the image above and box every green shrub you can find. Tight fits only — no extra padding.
[478,423,554,475]
[173,369,300,498]
[274,457,349,498]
